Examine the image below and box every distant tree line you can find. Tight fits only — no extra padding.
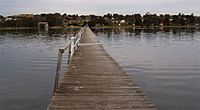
[0,12,200,27]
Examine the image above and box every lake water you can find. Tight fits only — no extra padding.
[0,28,200,110]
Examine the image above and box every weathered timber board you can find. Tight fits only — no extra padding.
[47,27,157,110]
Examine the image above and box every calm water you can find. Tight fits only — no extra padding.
[94,28,200,110]
[0,29,79,110]
[0,28,200,110]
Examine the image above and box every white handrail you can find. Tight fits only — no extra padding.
[53,26,85,94]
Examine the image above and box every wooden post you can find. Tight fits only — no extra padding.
[53,49,64,94]
[68,42,71,64]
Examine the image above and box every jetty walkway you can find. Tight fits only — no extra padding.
[47,27,157,110]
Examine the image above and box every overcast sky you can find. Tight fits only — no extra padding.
[1,0,200,16]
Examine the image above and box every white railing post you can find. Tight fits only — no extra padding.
[70,37,75,58]
[77,33,81,47]
[75,36,78,50]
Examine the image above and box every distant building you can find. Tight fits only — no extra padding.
[16,14,34,18]
[160,23,164,26]
[120,20,126,23]
[84,16,91,21]
[5,17,13,21]
[12,14,34,19]
[112,20,119,24]
[103,17,109,21]
[64,19,81,26]
[146,12,152,15]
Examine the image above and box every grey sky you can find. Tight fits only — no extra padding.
[0,0,200,16]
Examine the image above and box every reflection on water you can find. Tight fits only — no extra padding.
[0,28,199,110]
[0,28,80,110]
[94,28,200,110]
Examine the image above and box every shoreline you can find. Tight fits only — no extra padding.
[94,25,199,29]
[0,26,82,30]
[0,25,199,30]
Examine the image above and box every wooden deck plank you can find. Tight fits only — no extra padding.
[47,27,157,110]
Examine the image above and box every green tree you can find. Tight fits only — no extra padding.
[46,13,63,26]
[164,14,170,25]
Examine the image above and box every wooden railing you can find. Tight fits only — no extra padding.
[53,26,85,94]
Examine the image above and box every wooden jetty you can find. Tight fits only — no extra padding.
[47,27,157,110]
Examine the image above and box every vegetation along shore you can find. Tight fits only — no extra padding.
[0,12,200,30]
